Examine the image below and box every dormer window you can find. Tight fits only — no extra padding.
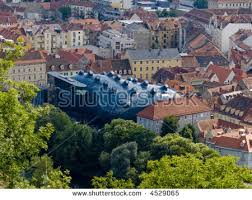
[69,64,73,69]
[51,65,55,71]
[60,65,64,70]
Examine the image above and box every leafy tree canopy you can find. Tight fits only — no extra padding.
[150,134,219,160]
[161,116,179,136]
[139,155,252,188]
[110,142,138,178]
[193,0,208,9]
[0,42,71,188]
[92,171,134,189]
[103,119,156,151]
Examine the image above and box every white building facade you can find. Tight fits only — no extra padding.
[98,29,135,58]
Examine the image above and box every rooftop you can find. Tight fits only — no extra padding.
[137,96,211,120]
[210,128,252,152]
[127,48,180,61]
[15,50,46,65]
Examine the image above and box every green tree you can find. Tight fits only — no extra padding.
[187,124,198,142]
[179,125,193,140]
[110,142,138,178]
[59,6,71,20]
[92,171,134,189]
[0,42,71,188]
[139,155,252,188]
[36,106,72,133]
[151,134,219,160]
[134,151,151,172]
[28,156,71,189]
[103,119,156,151]
[161,116,179,136]
[99,151,111,172]
[193,0,208,9]
[37,107,104,186]
[49,122,96,177]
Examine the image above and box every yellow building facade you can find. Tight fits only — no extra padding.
[127,49,181,81]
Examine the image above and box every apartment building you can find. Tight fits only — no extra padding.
[126,48,181,81]
[30,23,89,53]
[68,1,97,18]
[137,96,212,134]
[29,24,62,53]
[146,18,186,51]
[123,23,151,49]
[206,127,252,168]
[208,0,252,9]
[110,0,134,9]
[61,23,89,48]
[209,15,252,55]
[9,50,47,86]
[98,29,135,58]
[229,29,252,71]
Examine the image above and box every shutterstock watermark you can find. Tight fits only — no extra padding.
[53,86,198,109]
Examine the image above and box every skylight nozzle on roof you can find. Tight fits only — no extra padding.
[78,70,84,76]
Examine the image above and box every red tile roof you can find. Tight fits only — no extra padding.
[137,96,211,120]
[123,8,158,22]
[15,50,46,65]
[210,128,252,152]
[206,64,233,84]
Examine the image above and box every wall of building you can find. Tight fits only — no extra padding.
[124,27,151,50]
[221,23,252,54]
[98,30,135,58]
[137,111,211,134]
[137,116,163,134]
[207,143,252,168]
[9,62,47,86]
[129,57,182,81]
[209,0,252,9]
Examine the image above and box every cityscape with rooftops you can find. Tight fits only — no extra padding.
[1,0,252,193]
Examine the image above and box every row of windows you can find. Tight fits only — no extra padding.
[180,113,205,120]
[134,66,161,72]
[218,2,252,7]
[134,59,180,65]
[12,73,45,81]
[13,66,45,74]
[139,74,151,79]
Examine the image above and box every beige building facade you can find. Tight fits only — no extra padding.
[9,51,47,86]
[208,0,252,9]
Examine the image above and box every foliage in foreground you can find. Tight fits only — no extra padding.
[0,42,71,188]
[139,155,252,188]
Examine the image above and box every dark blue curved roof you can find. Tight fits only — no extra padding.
[73,71,178,116]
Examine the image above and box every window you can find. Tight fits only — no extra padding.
[140,67,142,71]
